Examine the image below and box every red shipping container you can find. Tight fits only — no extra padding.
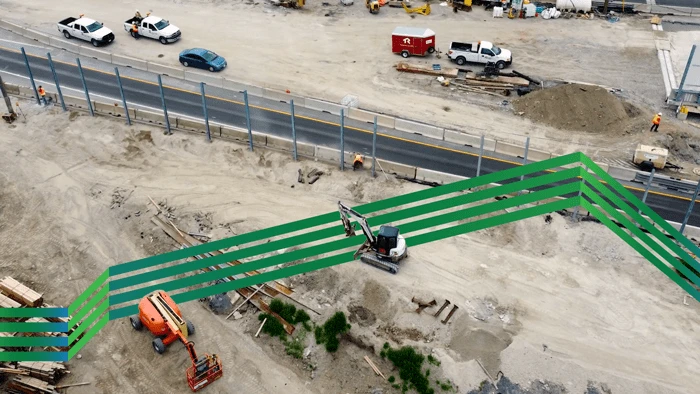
[391,27,436,58]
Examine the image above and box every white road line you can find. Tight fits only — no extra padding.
[0,69,240,128]
[0,38,45,49]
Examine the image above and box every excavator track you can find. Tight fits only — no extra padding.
[360,253,400,274]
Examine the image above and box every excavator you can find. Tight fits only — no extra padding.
[130,290,223,392]
[338,201,408,274]
[366,0,380,14]
[403,1,431,15]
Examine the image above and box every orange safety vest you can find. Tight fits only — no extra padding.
[132,24,139,33]
[652,115,661,125]
[37,87,46,97]
[354,154,363,164]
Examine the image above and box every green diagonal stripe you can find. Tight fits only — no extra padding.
[68,312,109,360]
[0,336,68,347]
[69,269,109,315]
[0,322,67,333]
[69,299,109,344]
[69,284,110,330]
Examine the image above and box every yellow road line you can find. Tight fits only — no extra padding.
[1,45,696,203]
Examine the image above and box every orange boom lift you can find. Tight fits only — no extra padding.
[130,290,223,392]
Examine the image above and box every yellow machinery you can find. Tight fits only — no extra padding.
[366,0,380,13]
[403,1,431,15]
[277,0,305,8]
[452,0,472,12]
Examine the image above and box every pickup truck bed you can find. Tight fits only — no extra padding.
[58,17,77,26]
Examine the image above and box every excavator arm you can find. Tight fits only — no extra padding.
[338,202,376,258]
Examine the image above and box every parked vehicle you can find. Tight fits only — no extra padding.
[178,48,227,72]
[446,41,512,69]
[57,15,114,47]
[123,14,181,44]
[391,27,436,58]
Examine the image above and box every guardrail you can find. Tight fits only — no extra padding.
[634,172,698,194]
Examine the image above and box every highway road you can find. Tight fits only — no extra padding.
[1,45,699,227]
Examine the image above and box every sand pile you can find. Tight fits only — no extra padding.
[513,83,641,134]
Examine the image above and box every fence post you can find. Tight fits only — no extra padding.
[200,83,211,143]
[47,53,66,111]
[680,180,700,234]
[476,135,485,177]
[640,168,655,214]
[0,75,15,116]
[114,68,131,125]
[517,137,530,197]
[76,58,94,116]
[242,90,253,152]
[21,48,40,105]
[372,116,378,178]
[340,109,345,171]
[290,100,298,161]
[157,75,171,135]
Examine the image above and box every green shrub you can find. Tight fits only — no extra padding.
[285,337,304,359]
[392,384,401,390]
[380,349,386,359]
[294,309,311,324]
[325,336,340,353]
[427,355,441,366]
[385,345,434,394]
[439,381,453,391]
[389,376,396,383]
[258,313,286,339]
[314,312,351,353]
[314,326,324,344]
[269,299,284,314]
[383,342,390,349]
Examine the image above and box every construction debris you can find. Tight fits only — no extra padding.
[441,305,459,324]
[255,318,267,338]
[434,299,451,317]
[395,62,459,78]
[109,187,133,209]
[0,292,22,309]
[16,362,67,385]
[411,296,437,314]
[297,169,305,184]
[0,277,43,307]
[8,375,57,394]
[364,355,386,379]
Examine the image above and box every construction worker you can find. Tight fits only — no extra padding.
[131,23,140,39]
[135,10,143,19]
[37,85,47,106]
[650,112,662,132]
[353,153,364,171]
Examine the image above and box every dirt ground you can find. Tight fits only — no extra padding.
[1,103,699,394]
[3,0,700,169]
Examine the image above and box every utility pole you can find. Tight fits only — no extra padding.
[604,0,609,14]
[0,74,15,116]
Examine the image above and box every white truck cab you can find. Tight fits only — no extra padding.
[57,16,115,47]
[124,14,181,44]
[447,41,512,69]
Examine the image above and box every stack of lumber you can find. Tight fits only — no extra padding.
[41,304,70,325]
[395,62,459,78]
[0,277,43,307]
[16,362,66,385]
[7,375,57,394]
[455,74,530,88]
[0,292,22,309]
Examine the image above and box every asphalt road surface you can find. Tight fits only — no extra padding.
[1,46,699,227]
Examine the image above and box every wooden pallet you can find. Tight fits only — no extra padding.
[0,277,43,307]
[16,361,66,385]
[8,375,56,394]
[395,62,460,78]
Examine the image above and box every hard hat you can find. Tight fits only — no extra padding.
[658,112,662,116]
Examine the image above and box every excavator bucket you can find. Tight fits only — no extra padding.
[403,1,430,15]
[186,353,223,392]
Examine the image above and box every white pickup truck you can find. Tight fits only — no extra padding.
[446,41,512,69]
[123,15,181,44]
[57,16,115,47]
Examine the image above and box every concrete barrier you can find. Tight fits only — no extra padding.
[78,46,112,63]
[135,109,178,127]
[376,159,417,178]
[494,141,525,158]
[63,95,89,109]
[18,86,34,98]
[220,126,267,145]
[265,135,315,157]
[94,101,124,116]
[415,168,467,185]
[347,108,395,128]
[4,83,20,95]
[525,148,552,162]
[607,165,639,182]
[0,20,23,33]
[262,88,305,106]
[305,99,348,115]
[175,117,207,132]
[443,130,497,151]
[49,37,81,53]
[147,62,185,78]
[112,54,148,70]
[223,79,264,97]
[394,118,444,141]
[184,71,224,88]
[23,28,50,45]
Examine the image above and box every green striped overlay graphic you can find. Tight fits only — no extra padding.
[1,152,698,362]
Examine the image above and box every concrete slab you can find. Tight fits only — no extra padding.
[415,168,467,185]
[394,118,444,141]
[443,130,496,151]
[347,108,395,128]
[184,71,224,89]
[147,62,185,78]
[305,99,348,116]
[262,89,305,106]
[376,159,417,178]
[78,47,112,63]
[112,54,148,70]
[223,79,264,97]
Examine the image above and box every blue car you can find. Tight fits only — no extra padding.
[178,48,227,72]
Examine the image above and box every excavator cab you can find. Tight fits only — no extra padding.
[376,226,399,256]
[366,0,380,13]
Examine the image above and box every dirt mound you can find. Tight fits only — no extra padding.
[513,83,641,134]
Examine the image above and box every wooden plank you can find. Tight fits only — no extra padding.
[0,277,43,307]
[395,62,460,78]
[0,292,22,308]
[41,304,69,324]
[0,367,29,375]
[464,74,529,86]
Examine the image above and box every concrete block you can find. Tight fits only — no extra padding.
[262,88,305,106]
[0,20,23,33]
[415,168,467,185]
[315,146,340,162]
[18,86,34,98]
[176,117,206,132]
[525,148,552,162]
[265,135,315,157]
[94,101,124,116]
[4,83,20,95]
[376,159,416,178]
[394,118,444,140]
[49,37,81,53]
[348,108,395,128]
[135,109,166,124]
[494,141,525,158]
[78,46,112,63]
[147,62,185,78]
[22,28,50,45]
[184,71,224,88]
[305,99,348,115]
[223,79,264,97]
[63,94,89,109]
[220,126,267,145]
[112,54,148,70]
[443,130,497,151]
[607,165,639,182]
